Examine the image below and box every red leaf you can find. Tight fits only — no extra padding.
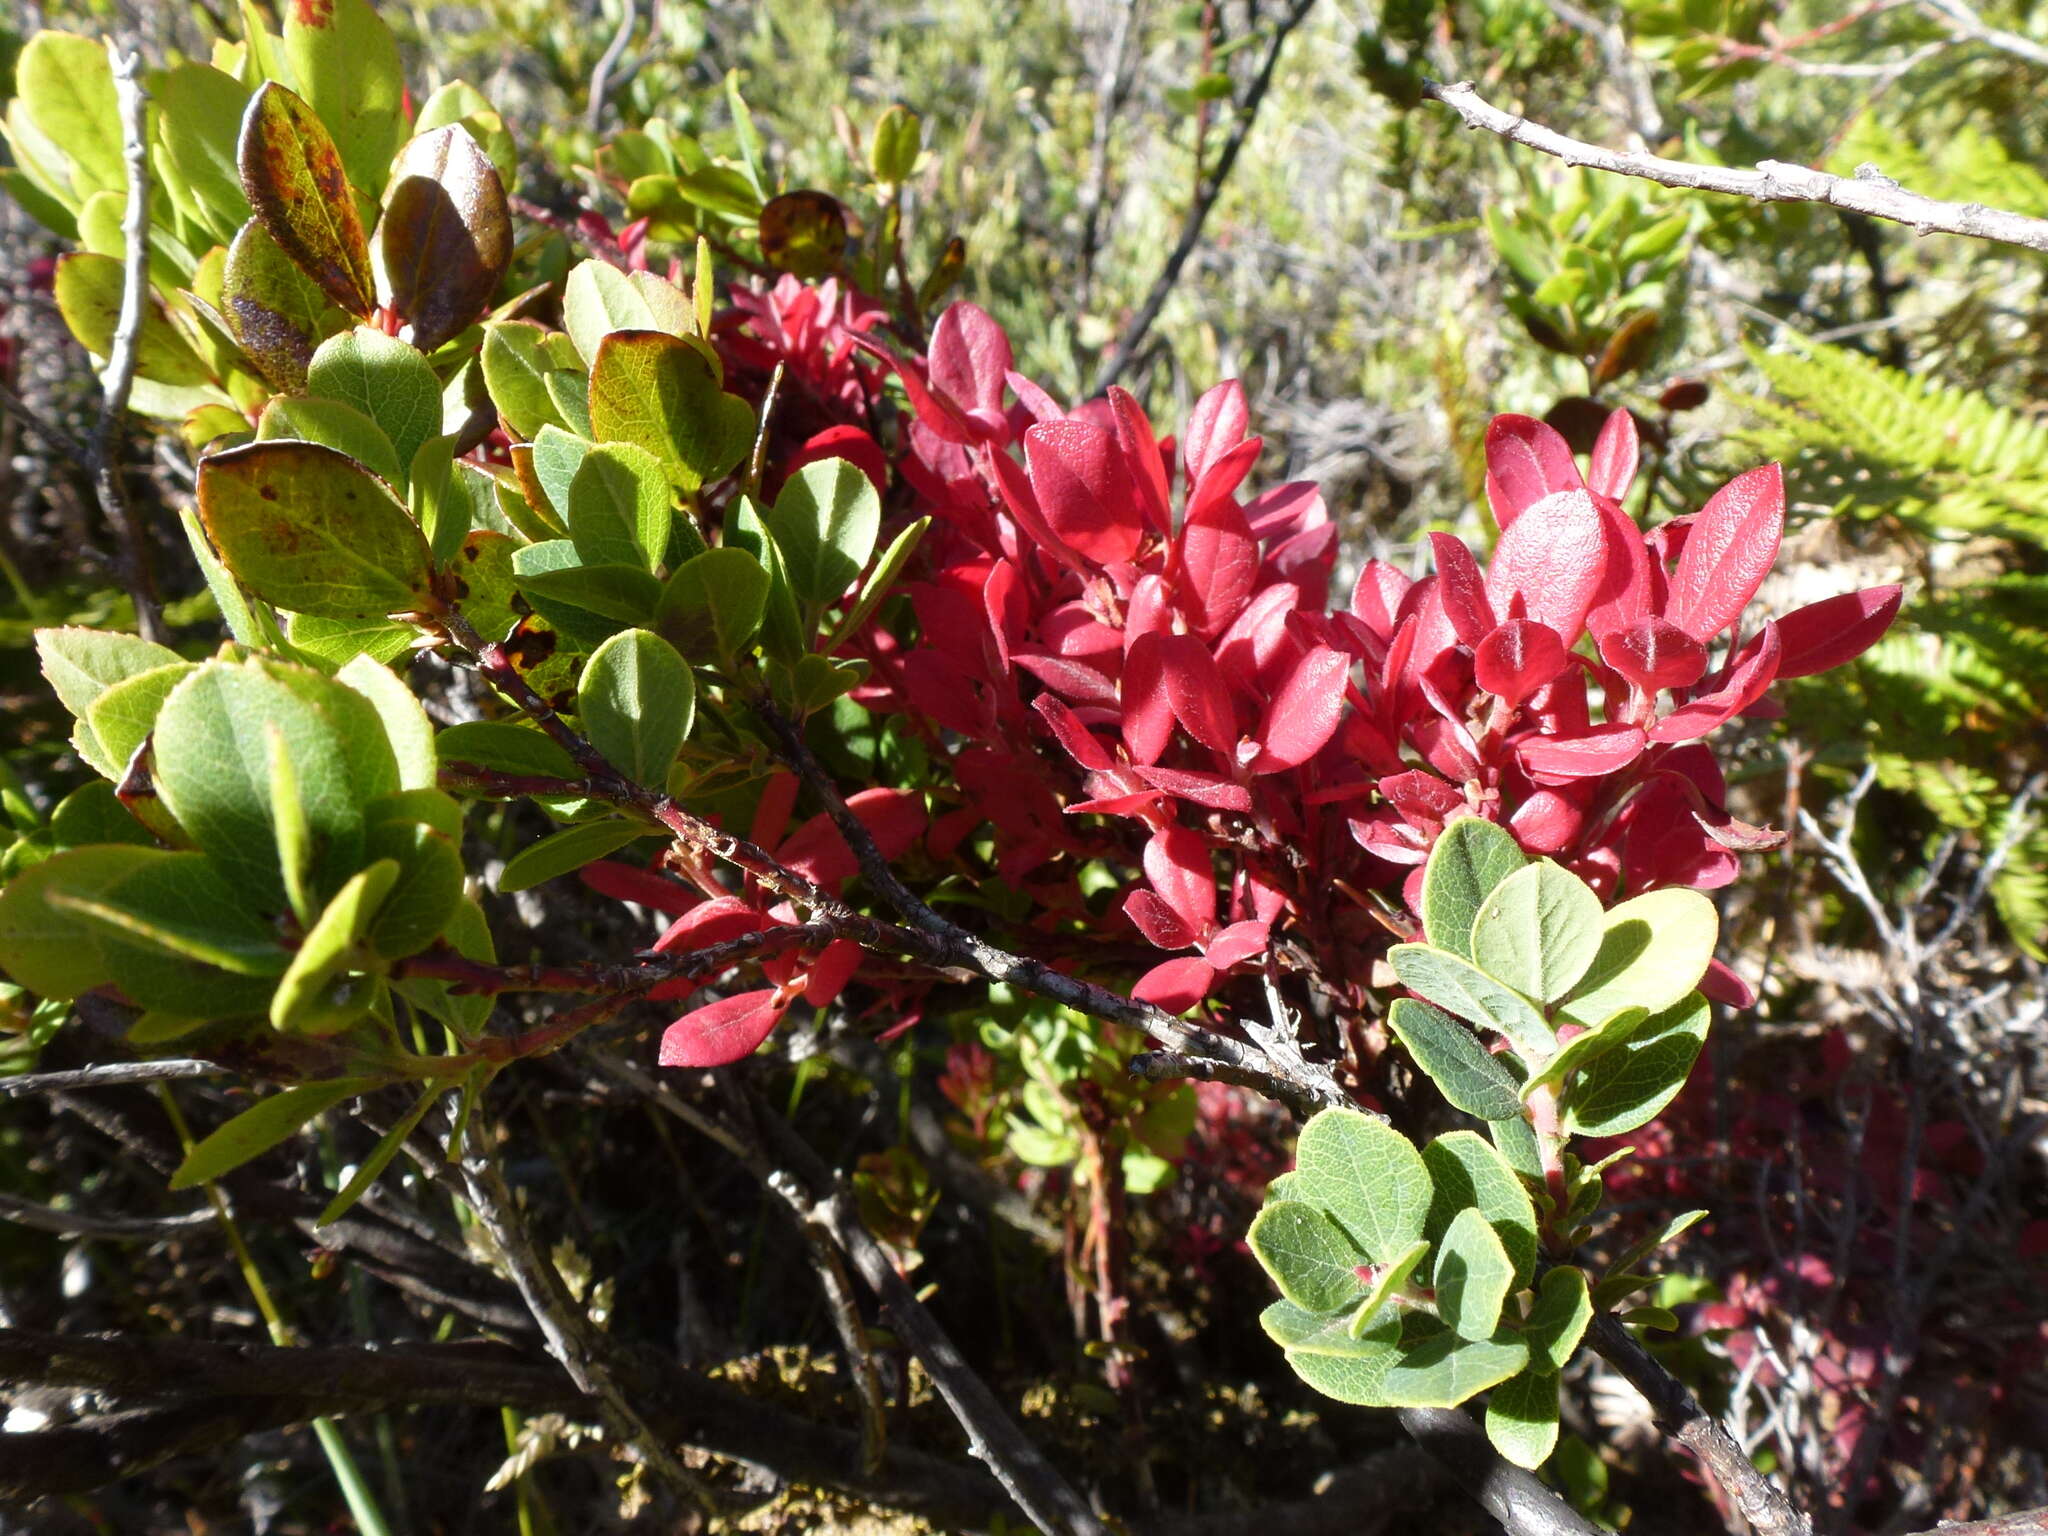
[659,988,787,1067]
[1179,486,1260,637]
[1599,615,1707,691]
[1125,888,1199,950]
[928,301,1012,419]
[1699,957,1756,1008]
[1133,956,1216,1014]
[750,772,800,849]
[1131,764,1254,811]
[789,425,887,496]
[654,895,767,954]
[1485,489,1608,645]
[801,938,863,1006]
[1516,723,1649,780]
[1121,631,1175,765]
[1664,463,1784,642]
[853,337,982,444]
[1143,823,1215,936]
[1250,645,1348,772]
[580,860,700,915]
[1216,582,1302,693]
[1024,419,1143,564]
[1473,619,1569,708]
[1380,770,1463,826]
[1204,919,1271,969]
[1484,414,1582,529]
[1587,408,1639,500]
[1183,379,1250,485]
[1350,559,1412,640]
[988,445,1086,571]
[1584,493,1655,639]
[1510,790,1585,853]
[1034,694,1118,771]
[1106,386,1173,534]
[1183,434,1263,527]
[778,788,927,889]
[1004,369,1065,428]
[1428,533,1498,646]
[1648,622,1782,743]
[1773,585,1902,679]
[1160,633,1239,755]
[1014,651,1120,707]
[1244,481,1325,543]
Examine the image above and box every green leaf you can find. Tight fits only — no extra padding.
[1421,817,1527,961]
[1388,943,1552,1061]
[223,217,346,392]
[37,627,184,776]
[588,329,753,493]
[498,817,645,893]
[1604,1210,1707,1287]
[363,820,463,957]
[764,457,881,618]
[287,613,415,669]
[481,320,569,439]
[53,254,215,385]
[268,723,316,926]
[238,81,375,316]
[409,435,470,565]
[1248,1199,1368,1313]
[282,0,404,201]
[827,515,929,650]
[511,543,661,632]
[256,394,403,486]
[657,547,768,662]
[391,892,494,1035]
[198,439,435,619]
[1518,1005,1649,1101]
[83,663,197,779]
[157,63,255,243]
[153,657,388,910]
[49,783,152,849]
[1470,860,1603,1004]
[336,653,436,791]
[1490,1113,1543,1182]
[1562,993,1710,1136]
[1421,1130,1538,1287]
[1263,1297,1402,1360]
[271,858,399,1032]
[1375,1311,1530,1408]
[380,124,512,353]
[1433,1206,1515,1341]
[529,425,591,526]
[1288,1107,1431,1266]
[1520,1265,1593,1373]
[1387,997,1523,1121]
[0,845,148,997]
[569,442,673,573]
[318,1081,445,1225]
[545,370,593,438]
[1557,886,1719,1028]
[725,493,807,661]
[307,326,444,481]
[1486,1370,1560,1468]
[561,259,693,366]
[435,720,578,781]
[17,33,124,200]
[170,1077,378,1189]
[1349,1235,1432,1338]
[578,629,694,787]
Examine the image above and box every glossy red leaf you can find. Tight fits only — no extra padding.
[1250,645,1348,772]
[1183,379,1250,485]
[1517,723,1649,780]
[1773,584,1902,678]
[1183,434,1263,527]
[381,125,512,352]
[1160,633,1238,755]
[1216,582,1302,693]
[1204,919,1271,969]
[1179,487,1259,637]
[1244,481,1325,543]
[1484,414,1582,529]
[1380,770,1463,827]
[1014,651,1119,707]
[1124,573,1174,648]
[778,788,928,889]
[1024,418,1144,564]
[1131,764,1254,811]
[1648,621,1782,743]
[1510,790,1585,853]
[1700,957,1756,1007]
[853,337,983,444]
[1599,615,1707,691]
[1004,369,1064,428]
[1143,823,1215,936]
[988,441,1086,570]
[1125,888,1199,950]
[1133,956,1216,1014]
[1034,694,1117,771]
[1120,631,1175,765]
[1107,386,1173,534]
[581,860,699,915]
[790,425,888,495]
[1587,408,1640,501]
[801,938,864,1007]
[1473,619,1569,708]
[1350,559,1412,641]
[1429,533,1497,647]
[928,300,1012,418]
[1664,463,1784,642]
[659,988,787,1067]
[1584,493,1655,639]
[1485,489,1608,645]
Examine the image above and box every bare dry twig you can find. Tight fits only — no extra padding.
[1421,77,2048,255]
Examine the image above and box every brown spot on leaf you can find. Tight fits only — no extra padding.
[259,485,279,501]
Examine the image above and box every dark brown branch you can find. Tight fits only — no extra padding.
[1422,77,2048,256]
[1395,1407,1604,1536]
[1090,0,1320,394]
[1588,1312,1813,1536]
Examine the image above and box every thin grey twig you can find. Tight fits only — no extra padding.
[585,0,638,132]
[1091,0,1320,394]
[0,1190,216,1240]
[1917,0,2048,66]
[91,50,166,645]
[1422,77,2048,256]
[0,380,89,459]
[1076,0,1146,309]
[0,1059,223,1098]
[1395,1407,1603,1536]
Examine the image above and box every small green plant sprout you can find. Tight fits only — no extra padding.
[1247,817,1716,1468]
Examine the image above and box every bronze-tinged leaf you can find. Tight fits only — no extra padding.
[222,218,348,391]
[1591,309,1661,389]
[238,81,375,317]
[380,125,512,353]
[758,190,848,279]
